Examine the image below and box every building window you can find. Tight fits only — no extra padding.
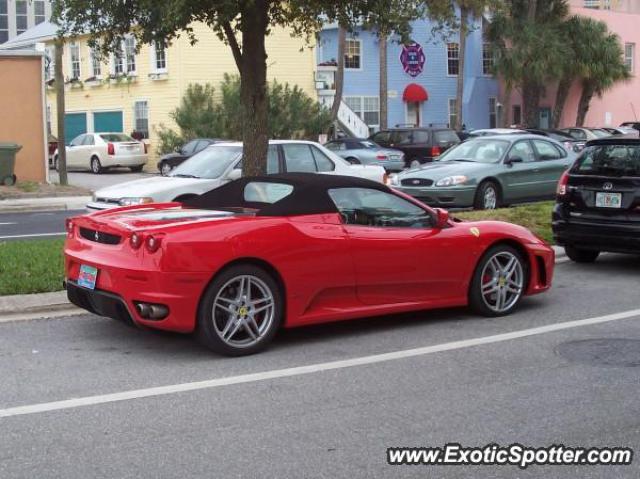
[625,43,635,73]
[34,0,46,25]
[125,36,136,74]
[134,100,149,138]
[113,44,124,75]
[90,46,101,78]
[489,97,497,128]
[70,43,81,80]
[448,98,457,128]
[447,43,459,76]
[345,39,361,70]
[151,41,167,72]
[482,43,493,75]
[0,0,7,44]
[15,0,28,35]
[44,46,54,81]
[344,96,380,128]
[512,105,522,126]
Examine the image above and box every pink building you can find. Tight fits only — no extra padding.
[505,0,640,128]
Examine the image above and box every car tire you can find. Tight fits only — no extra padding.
[90,156,103,174]
[474,181,500,210]
[196,264,283,356]
[160,162,172,176]
[130,165,144,173]
[469,244,527,317]
[564,245,600,263]
[345,157,360,165]
[410,159,421,169]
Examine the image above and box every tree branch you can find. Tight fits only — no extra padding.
[223,21,242,72]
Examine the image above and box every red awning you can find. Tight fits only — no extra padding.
[403,83,428,102]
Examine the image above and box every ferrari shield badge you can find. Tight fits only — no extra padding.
[470,227,480,237]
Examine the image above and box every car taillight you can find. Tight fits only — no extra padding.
[65,218,74,238]
[557,171,570,197]
[107,143,115,155]
[130,232,142,250]
[430,146,441,157]
[145,235,162,253]
[376,154,388,161]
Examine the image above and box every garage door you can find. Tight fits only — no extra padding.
[64,113,87,145]
[94,111,124,133]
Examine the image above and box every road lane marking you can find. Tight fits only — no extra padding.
[0,232,65,240]
[1,307,639,419]
[0,222,17,226]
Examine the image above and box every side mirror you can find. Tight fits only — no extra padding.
[506,156,523,165]
[434,208,450,229]
[227,168,242,181]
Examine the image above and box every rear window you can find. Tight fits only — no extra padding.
[572,145,640,177]
[100,133,135,142]
[244,182,293,203]
[434,130,460,144]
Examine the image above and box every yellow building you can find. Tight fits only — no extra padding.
[37,22,316,164]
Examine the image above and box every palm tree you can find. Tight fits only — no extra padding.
[575,29,630,126]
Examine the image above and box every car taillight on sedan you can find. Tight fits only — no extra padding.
[107,142,115,155]
[557,170,569,197]
[430,146,441,157]
[376,153,388,161]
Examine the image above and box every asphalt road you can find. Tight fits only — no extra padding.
[1,256,640,478]
[49,170,153,192]
[0,209,84,240]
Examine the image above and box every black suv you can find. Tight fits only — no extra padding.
[369,127,460,169]
[552,136,640,262]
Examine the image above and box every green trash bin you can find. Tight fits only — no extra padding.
[0,143,22,186]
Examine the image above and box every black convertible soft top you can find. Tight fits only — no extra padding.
[182,173,391,216]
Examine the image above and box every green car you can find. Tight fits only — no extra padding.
[390,134,577,210]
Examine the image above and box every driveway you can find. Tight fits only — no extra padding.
[1,256,639,478]
[50,169,156,192]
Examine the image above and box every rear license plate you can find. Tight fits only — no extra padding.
[595,192,622,208]
[78,264,98,290]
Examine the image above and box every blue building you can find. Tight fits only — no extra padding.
[317,15,499,134]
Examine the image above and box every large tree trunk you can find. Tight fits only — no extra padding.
[501,83,512,127]
[576,81,595,127]
[238,1,269,176]
[379,32,388,130]
[330,26,346,132]
[522,79,541,128]
[54,39,68,186]
[552,76,572,129]
[454,7,468,130]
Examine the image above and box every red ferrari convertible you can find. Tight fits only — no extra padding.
[64,173,554,355]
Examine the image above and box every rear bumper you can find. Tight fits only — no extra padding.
[395,185,476,207]
[65,251,211,333]
[552,203,640,253]
[378,160,405,172]
[102,154,148,167]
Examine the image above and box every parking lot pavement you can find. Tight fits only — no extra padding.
[0,209,83,240]
[49,169,155,192]
[1,256,639,478]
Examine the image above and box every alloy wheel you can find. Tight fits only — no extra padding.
[483,186,497,209]
[480,252,524,313]
[212,275,275,349]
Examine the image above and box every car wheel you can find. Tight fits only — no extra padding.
[474,181,500,210]
[565,245,600,263]
[90,156,103,174]
[160,162,172,176]
[410,159,421,169]
[130,165,144,173]
[197,264,283,356]
[345,157,360,165]
[469,245,527,317]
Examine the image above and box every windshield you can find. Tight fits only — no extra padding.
[170,145,242,179]
[572,145,640,177]
[100,134,135,142]
[590,129,610,138]
[436,139,509,163]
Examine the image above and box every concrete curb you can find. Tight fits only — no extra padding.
[0,196,91,213]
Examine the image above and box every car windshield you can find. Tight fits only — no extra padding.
[590,129,610,138]
[572,145,640,177]
[436,139,509,163]
[99,133,135,142]
[170,145,242,179]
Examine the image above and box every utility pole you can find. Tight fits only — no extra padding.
[54,38,68,186]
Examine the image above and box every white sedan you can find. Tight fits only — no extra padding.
[87,140,387,210]
[54,133,148,174]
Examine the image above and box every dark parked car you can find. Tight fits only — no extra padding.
[525,128,585,152]
[553,135,640,262]
[620,121,640,132]
[157,138,223,175]
[369,127,460,169]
